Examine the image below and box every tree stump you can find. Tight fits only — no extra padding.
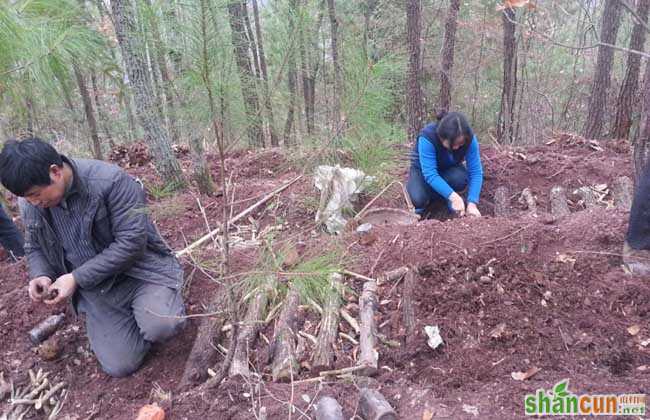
[229,276,275,377]
[270,287,301,382]
[359,388,397,420]
[312,273,343,372]
[493,186,510,217]
[549,186,571,218]
[314,396,344,420]
[612,176,633,210]
[357,280,378,376]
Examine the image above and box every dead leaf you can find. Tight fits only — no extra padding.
[628,325,641,336]
[511,366,541,381]
[422,409,434,420]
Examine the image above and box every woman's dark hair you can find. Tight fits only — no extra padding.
[435,111,474,146]
[0,137,63,196]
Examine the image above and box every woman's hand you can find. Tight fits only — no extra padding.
[448,192,466,216]
[466,202,481,217]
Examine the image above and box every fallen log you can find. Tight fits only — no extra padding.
[229,276,275,377]
[549,186,571,218]
[270,287,301,382]
[178,294,227,390]
[314,396,344,420]
[401,270,416,344]
[357,280,378,376]
[312,273,343,372]
[612,176,633,210]
[359,388,397,420]
[493,186,510,217]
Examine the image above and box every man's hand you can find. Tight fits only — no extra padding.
[28,277,52,301]
[44,273,77,305]
[466,202,482,217]
[448,192,466,216]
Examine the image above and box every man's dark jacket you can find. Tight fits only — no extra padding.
[20,157,182,299]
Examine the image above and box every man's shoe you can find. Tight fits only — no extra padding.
[623,241,650,275]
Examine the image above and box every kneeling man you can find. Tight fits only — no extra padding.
[0,137,185,377]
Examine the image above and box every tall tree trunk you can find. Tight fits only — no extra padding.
[284,0,299,145]
[301,0,325,135]
[583,0,623,140]
[242,1,261,79]
[613,0,650,140]
[634,62,650,180]
[406,0,424,142]
[73,65,103,160]
[145,0,181,145]
[227,0,264,148]
[111,0,185,188]
[497,7,518,144]
[438,0,460,113]
[362,0,378,60]
[193,0,217,195]
[326,0,342,134]
[252,0,279,146]
[90,72,115,149]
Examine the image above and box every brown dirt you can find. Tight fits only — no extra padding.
[1,136,648,419]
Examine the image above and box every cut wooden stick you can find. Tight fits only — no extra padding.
[357,280,378,376]
[176,175,302,257]
[270,287,301,382]
[359,388,397,420]
[519,188,537,215]
[314,396,344,420]
[178,293,227,391]
[549,186,571,218]
[339,308,360,335]
[377,266,409,286]
[493,186,510,217]
[401,270,416,345]
[312,273,343,372]
[612,176,633,210]
[229,276,275,377]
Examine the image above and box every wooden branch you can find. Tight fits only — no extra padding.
[359,388,397,420]
[176,176,302,257]
[178,293,227,390]
[270,287,301,382]
[612,176,633,210]
[229,276,275,377]
[312,273,342,372]
[357,280,378,376]
[493,186,510,217]
[549,186,571,218]
[401,270,416,344]
[314,396,344,420]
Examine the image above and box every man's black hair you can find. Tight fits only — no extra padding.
[436,111,474,145]
[0,137,63,196]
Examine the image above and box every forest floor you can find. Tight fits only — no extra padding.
[1,134,649,419]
